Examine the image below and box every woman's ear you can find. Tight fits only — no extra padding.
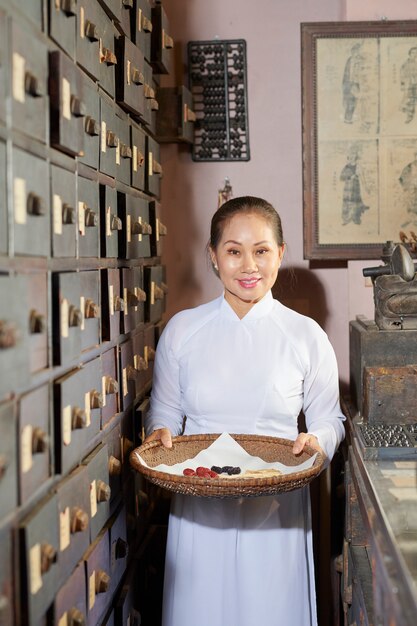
[209,248,218,270]
[278,244,285,265]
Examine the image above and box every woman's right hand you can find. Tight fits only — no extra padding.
[144,427,173,448]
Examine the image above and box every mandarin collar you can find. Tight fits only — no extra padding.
[219,290,274,321]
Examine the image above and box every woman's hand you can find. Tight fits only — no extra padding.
[144,427,173,449]
[292,433,326,459]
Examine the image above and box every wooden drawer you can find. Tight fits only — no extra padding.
[130,120,146,192]
[156,86,195,144]
[120,267,140,335]
[115,107,132,186]
[119,338,136,412]
[12,148,50,257]
[100,93,119,179]
[102,419,122,513]
[28,272,48,374]
[118,192,152,260]
[49,50,85,158]
[0,11,6,125]
[0,141,7,255]
[0,522,13,626]
[97,3,119,99]
[101,347,120,429]
[100,184,121,259]
[19,493,59,625]
[48,0,77,60]
[145,134,162,198]
[52,271,82,366]
[141,60,158,132]
[76,0,101,82]
[132,331,147,399]
[18,385,51,505]
[51,165,77,258]
[144,264,166,324]
[51,563,87,626]
[149,199,167,257]
[77,175,100,258]
[143,324,155,388]
[0,400,18,522]
[84,528,112,626]
[109,506,128,596]
[116,35,145,119]
[80,270,100,353]
[150,4,173,75]
[101,268,123,342]
[79,71,100,170]
[134,0,152,63]
[82,443,112,543]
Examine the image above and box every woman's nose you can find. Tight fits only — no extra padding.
[241,254,258,272]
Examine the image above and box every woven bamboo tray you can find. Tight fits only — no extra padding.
[129,433,324,498]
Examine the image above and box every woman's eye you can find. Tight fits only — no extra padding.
[227,249,240,255]
[256,248,268,255]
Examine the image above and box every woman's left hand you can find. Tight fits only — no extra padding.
[292,433,326,459]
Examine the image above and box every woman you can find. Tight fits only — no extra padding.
[145,196,345,626]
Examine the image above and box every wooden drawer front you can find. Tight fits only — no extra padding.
[85,528,112,626]
[116,35,145,119]
[52,271,82,366]
[51,165,77,258]
[28,272,48,374]
[119,0,133,38]
[100,184,120,259]
[101,347,119,429]
[142,60,158,132]
[49,50,85,158]
[76,1,101,82]
[54,359,102,474]
[115,108,132,186]
[48,0,77,60]
[120,267,139,335]
[156,86,195,144]
[150,4,173,75]
[98,0,121,23]
[117,193,151,260]
[79,71,100,170]
[101,268,123,341]
[83,443,111,543]
[102,420,122,512]
[143,324,155,388]
[13,148,50,257]
[0,141,7,255]
[0,275,30,399]
[132,331,147,399]
[55,466,90,588]
[98,5,118,99]
[149,199,167,257]
[132,266,146,327]
[11,19,48,143]
[80,270,100,352]
[52,562,87,626]
[77,175,100,258]
[18,385,50,505]
[0,523,13,626]
[130,121,146,191]
[0,400,18,521]
[19,494,59,626]
[145,134,161,198]
[114,572,141,626]
[10,0,42,28]
[100,95,119,179]
[109,507,128,596]
[135,0,152,62]
[135,396,150,447]
[119,339,136,412]
[0,11,6,125]
[144,264,165,324]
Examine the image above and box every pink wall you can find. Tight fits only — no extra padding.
[159,0,416,385]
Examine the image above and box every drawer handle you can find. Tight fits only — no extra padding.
[154,284,164,300]
[106,130,119,148]
[111,215,122,231]
[29,309,45,334]
[84,298,99,319]
[126,364,138,381]
[67,608,86,626]
[153,159,163,176]
[70,507,89,533]
[60,0,77,17]
[108,455,122,476]
[122,0,134,8]
[62,203,76,224]
[0,321,18,349]
[85,208,98,227]
[136,149,145,168]
[120,143,132,159]
[25,71,43,97]
[32,427,48,454]
[85,20,99,42]
[184,103,196,123]
[27,192,46,216]
[141,15,153,33]
[101,47,117,66]
[136,288,147,302]
[144,346,155,362]
[85,116,100,136]
[161,281,168,294]
[68,305,82,328]
[131,220,152,235]
[95,570,111,593]
[144,84,155,99]
[150,98,159,111]
[72,407,87,429]
[135,355,148,371]
[115,537,128,559]
[70,95,86,118]
[131,67,145,86]
[40,543,57,573]
[90,390,103,409]
[158,220,168,236]
[162,30,174,50]
[96,479,111,503]
[127,290,139,307]
[104,376,118,395]
[113,295,124,312]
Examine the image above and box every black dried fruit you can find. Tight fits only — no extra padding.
[211,466,222,474]
[229,466,241,475]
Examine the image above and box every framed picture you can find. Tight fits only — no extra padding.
[301,21,417,260]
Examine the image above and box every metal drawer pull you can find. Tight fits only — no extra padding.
[62,204,76,224]
[25,71,43,97]
[32,427,48,454]
[60,0,77,16]
[104,376,118,395]
[85,116,100,136]
[72,407,87,429]
[85,20,99,41]
[96,480,111,502]
[70,507,89,533]
[84,298,99,319]
[29,310,45,334]
[95,570,110,593]
[0,321,17,348]
[70,95,86,117]
[27,192,46,216]
[68,305,82,327]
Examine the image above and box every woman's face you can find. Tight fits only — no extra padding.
[210,212,284,317]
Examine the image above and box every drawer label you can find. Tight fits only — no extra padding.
[62,78,71,121]
[85,392,91,427]
[13,52,26,103]
[61,298,69,338]
[123,367,128,397]
[109,284,114,316]
[90,480,97,518]
[101,376,107,407]
[101,121,107,153]
[116,138,120,165]
[127,214,131,243]
[89,570,96,610]
[29,543,42,595]
[14,177,27,225]
[148,151,153,176]
[80,296,85,331]
[123,288,128,316]
[58,612,68,626]
[62,404,72,445]
[21,424,33,474]
[78,201,86,236]
[106,206,111,238]
[59,506,70,552]
[53,194,63,235]
[133,145,138,172]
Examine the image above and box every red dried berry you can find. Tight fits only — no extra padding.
[183,468,196,476]
[209,470,219,478]
[196,466,209,477]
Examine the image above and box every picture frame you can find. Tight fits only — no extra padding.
[301,21,417,260]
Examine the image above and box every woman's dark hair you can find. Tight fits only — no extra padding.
[209,196,284,250]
